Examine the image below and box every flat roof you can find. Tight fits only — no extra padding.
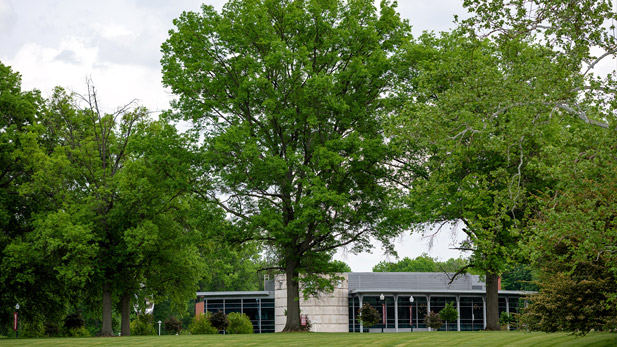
[349,289,531,296]
[196,273,534,299]
[347,272,485,292]
[196,291,273,298]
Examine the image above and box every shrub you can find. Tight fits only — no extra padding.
[210,311,229,332]
[64,312,85,330]
[164,316,183,335]
[227,312,254,334]
[130,314,156,335]
[424,311,442,330]
[188,312,217,334]
[500,312,515,326]
[439,302,458,331]
[21,321,45,338]
[44,321,61,337]
[65,326,91,337]
[357,303,381,327]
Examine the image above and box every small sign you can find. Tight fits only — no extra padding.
[13,312,18,331]
[301,314,306,326]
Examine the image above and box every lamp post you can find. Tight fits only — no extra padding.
[14,303,20,338]
[257,298,262,334]
[379,293,385,333]
[409,296,414,330]
[158,320,162,336]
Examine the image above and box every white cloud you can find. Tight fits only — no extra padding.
[0,0,15,35]
[7,38,168,114]
[91,22,137,41]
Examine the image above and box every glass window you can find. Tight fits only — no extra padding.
[225,299,242,314]
[459,297,484,331]
[396,296,415,329]
[349,296,360,332]
[206,299,223,313]
[261,299,274,308]
[508,297,521,313]
[498,297,507,316]
[260,300,275,334]
[428,296,456,331]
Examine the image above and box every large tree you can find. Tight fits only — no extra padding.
[0,62,73,333]
[457,0,617,332]
[390,30,584,330]
[161,0,410,331]
[22,86,209,336]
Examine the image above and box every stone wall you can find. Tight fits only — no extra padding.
[274,273,349,332]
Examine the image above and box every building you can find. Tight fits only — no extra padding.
[195,272,529,333]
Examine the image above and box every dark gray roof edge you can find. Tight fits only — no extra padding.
[345,272,470,275]
[349,289,531,295]
[196,291,273,297]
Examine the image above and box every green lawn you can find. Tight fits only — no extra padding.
[1,332,616,347]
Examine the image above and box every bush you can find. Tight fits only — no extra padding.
[227,312,254,334]
[210,311,229,332]
[164,316,183,335]
[65,326,91,337]
[439,302,458,331]
[64,312,85,330]
[357,303,381,327]
[21,321,45,338]
[44,321,61,337]
[424,311,442,330]
[188,312,217,334]
[130,314,156,336]
[499,311,515,326]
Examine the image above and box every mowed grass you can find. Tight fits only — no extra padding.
[1,331,616,347]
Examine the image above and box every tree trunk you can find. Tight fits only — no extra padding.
[101,283,114,336]
[120,292,131,336]
[282,263,302,332]
[485,272,500,331]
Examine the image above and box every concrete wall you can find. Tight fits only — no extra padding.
[274,274,349,332]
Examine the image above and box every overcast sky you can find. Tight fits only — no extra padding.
[0,0,470,271]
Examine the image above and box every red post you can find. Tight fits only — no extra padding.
[382,304,386,325]
[14,311,18,338]
[410,305,412,326]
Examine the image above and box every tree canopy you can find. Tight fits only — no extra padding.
[0,62,69,331]
[372,253,471,273]
[25,86,213,336]
[455,0,617,332]
[161,0,411,331]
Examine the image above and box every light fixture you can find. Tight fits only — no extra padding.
[380,293,384,301]
[409,296,414,303]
